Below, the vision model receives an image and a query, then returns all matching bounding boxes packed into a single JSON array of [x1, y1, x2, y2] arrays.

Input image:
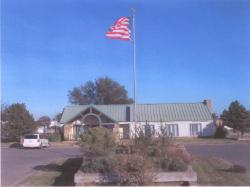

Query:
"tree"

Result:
[[212, 113, 218, 120], [68, 81, 96, 105], [68, 76, 133, 105], [36, 116, 51, 127], [221, 101, 249, 136], [54, 112, 62, 122], [1, 103, 36, 142], [244, 111, 250, 132]]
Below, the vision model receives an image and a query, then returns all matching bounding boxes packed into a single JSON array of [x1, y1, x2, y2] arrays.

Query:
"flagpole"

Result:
[[131, 8, 137, 132]]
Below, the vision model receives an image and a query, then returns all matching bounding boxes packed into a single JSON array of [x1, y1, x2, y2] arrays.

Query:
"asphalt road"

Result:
[[1, 146, 82, 186], [185, 143, 250, 171]]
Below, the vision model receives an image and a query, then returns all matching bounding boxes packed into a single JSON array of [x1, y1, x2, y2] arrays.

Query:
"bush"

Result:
[[229, 165, 247, 173], [114, 154, 155, 185], [79, 125, 188, 186], [166, 146, 192, 163], [155, 157, 187, 172], [214, 126, 228, 138], [79, 127, 116, 156], [168, 157, 187, 171], [48, 133, 61, 142], [81, 157, 114, 173], [132, 125, 172, 157]]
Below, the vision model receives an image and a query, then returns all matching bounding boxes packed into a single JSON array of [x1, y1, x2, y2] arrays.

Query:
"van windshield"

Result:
[[24, 135, 38, 139]]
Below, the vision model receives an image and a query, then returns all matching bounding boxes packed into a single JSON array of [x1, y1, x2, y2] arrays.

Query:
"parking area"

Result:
[[1, 145, 82, 186], [185, 143, 250, 171]]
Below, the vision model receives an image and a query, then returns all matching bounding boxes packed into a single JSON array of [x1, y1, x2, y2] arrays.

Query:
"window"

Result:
[[166, 124, 179, 137], [119, 124, 130, 139], [143, 124, 155, 137], [119, 127, 124, 139], [24, 134, 38, 139], [190, 123, 202, 136], [83, 115, 100, 127], [75, 125, 85, 139]]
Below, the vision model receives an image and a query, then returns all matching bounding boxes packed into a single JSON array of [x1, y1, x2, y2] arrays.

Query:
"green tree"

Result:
[[68, 76, 133, 105], [1, 103, 36, 142], [244, 111, 250, 132], [54, 112, 62, 122], [36, 116, 51, 127], [68, 81, 96, 104], [212, 113, 218, 120], [221, 101, 249, 136]]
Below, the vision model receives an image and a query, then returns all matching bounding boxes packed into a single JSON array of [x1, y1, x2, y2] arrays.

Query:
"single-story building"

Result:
[[60, 100, 215, 140]]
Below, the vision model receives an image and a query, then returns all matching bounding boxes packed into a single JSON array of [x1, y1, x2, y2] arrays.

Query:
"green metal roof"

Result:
[[60, 103, 212, 123]]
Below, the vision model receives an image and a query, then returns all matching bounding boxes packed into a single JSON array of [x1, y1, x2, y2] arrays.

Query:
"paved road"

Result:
[[185, 143, 250, 171], [1, 146, 82, 186]]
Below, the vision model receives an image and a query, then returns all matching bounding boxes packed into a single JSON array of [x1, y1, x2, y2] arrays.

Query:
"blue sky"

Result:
[[2, 0, 250, 119]]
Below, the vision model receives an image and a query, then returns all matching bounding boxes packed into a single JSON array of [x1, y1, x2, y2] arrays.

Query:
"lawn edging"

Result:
[[74, 165, 197, 186]]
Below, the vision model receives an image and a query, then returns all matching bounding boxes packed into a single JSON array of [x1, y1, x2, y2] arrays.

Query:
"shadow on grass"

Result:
[[9, 142, 23, 148], [33, 157, 82, 186], [216, 165, 247, 174]]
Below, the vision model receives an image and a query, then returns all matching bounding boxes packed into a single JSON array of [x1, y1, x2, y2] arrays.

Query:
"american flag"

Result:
[[106, 17, 131, 41]]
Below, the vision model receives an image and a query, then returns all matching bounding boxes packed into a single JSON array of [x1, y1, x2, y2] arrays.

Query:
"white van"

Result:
[[22, 134, 49, 148]]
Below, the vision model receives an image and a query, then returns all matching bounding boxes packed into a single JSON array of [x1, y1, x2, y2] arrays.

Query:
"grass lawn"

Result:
[[191, 156, 250, 186], [174, 137, 237, 145], [18, 157, 82, 186]]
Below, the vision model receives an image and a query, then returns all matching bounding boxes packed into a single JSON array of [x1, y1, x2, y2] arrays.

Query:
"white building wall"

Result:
[[36, 126, 47, 134], [121, 120, 215, 137]]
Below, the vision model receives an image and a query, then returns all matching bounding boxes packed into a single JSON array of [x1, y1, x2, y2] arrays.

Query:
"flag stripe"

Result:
[[106, 36, 131, 41], [106, 33, 130, 38], [110, 26, 131, 32], [107, 30, 130, 35], [106, 16, 131, 41]]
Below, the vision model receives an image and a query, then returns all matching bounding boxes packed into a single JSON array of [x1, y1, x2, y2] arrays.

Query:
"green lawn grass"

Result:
[[174, 137, 237, 145], [18, 157, 82, 186], [191, 156, 250, 186]]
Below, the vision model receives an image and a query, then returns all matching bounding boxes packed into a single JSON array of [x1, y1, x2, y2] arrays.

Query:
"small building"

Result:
[[215, 118, 223, 127], [60, 100, 214, 140], [36, 124, 48, 134]]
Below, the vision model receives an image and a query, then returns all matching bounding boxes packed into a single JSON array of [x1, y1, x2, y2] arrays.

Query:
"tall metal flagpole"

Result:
[[131, 8, 137, 130]]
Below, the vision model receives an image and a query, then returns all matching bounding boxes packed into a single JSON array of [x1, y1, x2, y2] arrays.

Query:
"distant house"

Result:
[[35, 121, 63, 134], [36, 124, 48, 134], [60, 100, 215, 140], [215, 118, 223, 127]]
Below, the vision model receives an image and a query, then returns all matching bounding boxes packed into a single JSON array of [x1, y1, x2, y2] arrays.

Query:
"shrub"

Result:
[[166, 146, 192, 163], [133, 125, 172, 157], [114, 154, 155, 185], [81, 157, 114, 173], [214, 126, 227, 138], [229, 165, 247, 173], [48, 133, 61, 142], [168, 157, 187, 171], [158, 158, 171, 171], [155, 157, 187, 172], [79, 127, 116, 156]]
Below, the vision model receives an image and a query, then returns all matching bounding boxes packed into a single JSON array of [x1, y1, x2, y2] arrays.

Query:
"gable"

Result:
[[60, 105, 117, 124]]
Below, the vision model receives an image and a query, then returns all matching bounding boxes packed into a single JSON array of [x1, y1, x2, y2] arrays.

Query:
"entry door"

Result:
[[75, 125, 84, 139], [190, 123, 202, 136]]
